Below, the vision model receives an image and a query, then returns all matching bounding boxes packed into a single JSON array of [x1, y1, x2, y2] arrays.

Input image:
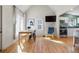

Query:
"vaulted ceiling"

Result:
[[16, 5, 78, 15], [16, 5, 31, 12]]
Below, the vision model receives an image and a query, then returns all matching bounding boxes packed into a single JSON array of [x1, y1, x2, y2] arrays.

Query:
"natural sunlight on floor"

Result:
[[45, 37, 64, 44]]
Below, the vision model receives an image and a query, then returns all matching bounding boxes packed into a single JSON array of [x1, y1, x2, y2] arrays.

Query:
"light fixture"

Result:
[[70, 8, 73, 11]]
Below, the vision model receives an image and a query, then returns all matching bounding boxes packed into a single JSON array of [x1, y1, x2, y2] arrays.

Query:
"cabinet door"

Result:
[[67, 28, 74, 37]]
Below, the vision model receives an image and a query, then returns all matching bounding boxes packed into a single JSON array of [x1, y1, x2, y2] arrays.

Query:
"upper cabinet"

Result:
[[60, 14, 79, 28]]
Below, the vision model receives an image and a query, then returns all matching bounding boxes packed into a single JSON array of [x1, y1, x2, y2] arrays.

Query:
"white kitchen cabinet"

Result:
[[67, 28, 79, 37], [67, 28, 74, 37]]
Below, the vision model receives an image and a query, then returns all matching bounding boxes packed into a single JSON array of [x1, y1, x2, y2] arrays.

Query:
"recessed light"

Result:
[[70, 9, 73, 11]]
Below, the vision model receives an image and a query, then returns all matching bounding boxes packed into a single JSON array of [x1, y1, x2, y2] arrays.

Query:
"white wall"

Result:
[[0, 6, 2, 49], [2, 6, 16, 49], [25, 5, 56, 36]]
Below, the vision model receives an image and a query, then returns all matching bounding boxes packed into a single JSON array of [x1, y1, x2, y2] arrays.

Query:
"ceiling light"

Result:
[[70, 9, 73, 11]]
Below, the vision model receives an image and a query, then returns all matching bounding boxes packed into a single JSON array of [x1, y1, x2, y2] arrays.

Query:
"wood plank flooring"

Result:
[[2, 36, 79, 53]]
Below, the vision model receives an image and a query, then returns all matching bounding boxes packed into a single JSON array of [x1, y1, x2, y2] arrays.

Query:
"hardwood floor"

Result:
[[2, 36, 79, 53]]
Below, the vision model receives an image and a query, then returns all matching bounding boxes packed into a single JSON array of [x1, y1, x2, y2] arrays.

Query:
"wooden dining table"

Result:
[[19, 31, 32, 44]]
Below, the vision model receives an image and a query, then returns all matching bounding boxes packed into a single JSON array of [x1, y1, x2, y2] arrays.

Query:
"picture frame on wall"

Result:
[[28, 18, 35, 26], [27, 18, 35, 29], [37, 19, 43, 30]]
